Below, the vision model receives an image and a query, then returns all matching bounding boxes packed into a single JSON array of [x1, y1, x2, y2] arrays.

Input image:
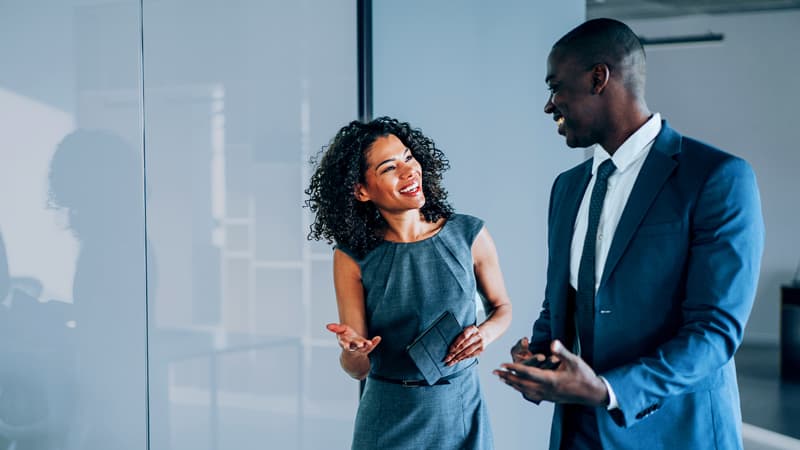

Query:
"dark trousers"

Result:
[[560, 404, 602, 450]]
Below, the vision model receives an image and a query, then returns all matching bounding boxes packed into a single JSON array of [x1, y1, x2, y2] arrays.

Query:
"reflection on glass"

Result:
[[2, 0, 357, 448], [48, 130, 146, 449]]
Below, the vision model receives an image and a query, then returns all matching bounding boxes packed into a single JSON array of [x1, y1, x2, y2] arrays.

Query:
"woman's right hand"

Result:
[[326, 323, 382, 355]]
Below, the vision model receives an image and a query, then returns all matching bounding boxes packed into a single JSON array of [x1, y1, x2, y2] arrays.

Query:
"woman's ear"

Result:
[[354, 183, 370, 202], [591, 63, 610, 94]]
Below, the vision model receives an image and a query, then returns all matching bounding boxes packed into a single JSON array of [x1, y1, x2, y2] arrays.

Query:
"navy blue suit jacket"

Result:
[[531, 121, 764, 450]]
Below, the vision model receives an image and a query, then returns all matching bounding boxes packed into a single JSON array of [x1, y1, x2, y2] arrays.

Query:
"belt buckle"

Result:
[[401, 379, 421, 388]]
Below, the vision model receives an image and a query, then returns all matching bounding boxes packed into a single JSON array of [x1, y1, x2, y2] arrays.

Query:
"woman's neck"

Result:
[[381, 210, 441, 243]]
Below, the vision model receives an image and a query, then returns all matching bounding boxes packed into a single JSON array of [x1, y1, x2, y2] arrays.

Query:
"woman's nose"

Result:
[[399, 163, 415, 178]]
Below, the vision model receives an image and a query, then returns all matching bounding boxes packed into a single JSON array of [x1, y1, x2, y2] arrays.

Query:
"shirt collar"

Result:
[[591, 112, 662, 175]]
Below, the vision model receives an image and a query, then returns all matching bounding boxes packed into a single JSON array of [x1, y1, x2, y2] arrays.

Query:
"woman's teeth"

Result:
[[400, 182, 419, 193]]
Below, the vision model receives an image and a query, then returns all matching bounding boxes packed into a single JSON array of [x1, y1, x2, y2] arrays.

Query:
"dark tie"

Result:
[[575, 158, 616, 366]]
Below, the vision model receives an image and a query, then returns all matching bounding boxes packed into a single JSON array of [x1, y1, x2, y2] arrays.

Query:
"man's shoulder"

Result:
[[555, 157, 592, 183], [676, 134, 749, 172]]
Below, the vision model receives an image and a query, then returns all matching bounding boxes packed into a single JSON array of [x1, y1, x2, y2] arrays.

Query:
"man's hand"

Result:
[[493, 339, 609, 407], [510, 337, 534, 363]]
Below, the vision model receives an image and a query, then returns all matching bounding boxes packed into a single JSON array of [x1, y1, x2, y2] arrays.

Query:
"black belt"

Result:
[[368, 360, 477, 387]]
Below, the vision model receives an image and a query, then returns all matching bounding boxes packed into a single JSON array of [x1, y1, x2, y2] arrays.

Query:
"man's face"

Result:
[[544, 49, 601, 148]]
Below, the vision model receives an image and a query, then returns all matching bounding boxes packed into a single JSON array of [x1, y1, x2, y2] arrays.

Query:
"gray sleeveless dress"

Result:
[[340, 214, 494, 450]]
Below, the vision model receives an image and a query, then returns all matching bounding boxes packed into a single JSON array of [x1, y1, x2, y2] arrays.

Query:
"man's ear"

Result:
[[591, 63, 610, 94], [354, 183, 370, 202]]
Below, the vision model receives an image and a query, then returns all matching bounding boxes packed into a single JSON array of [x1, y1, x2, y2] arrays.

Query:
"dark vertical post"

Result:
[[357, 0, 372, 398], [357, 0, 373, 122]]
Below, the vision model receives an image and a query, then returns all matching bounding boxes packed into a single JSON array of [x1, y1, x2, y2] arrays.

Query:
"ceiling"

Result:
[[587, 0, 800, 19]]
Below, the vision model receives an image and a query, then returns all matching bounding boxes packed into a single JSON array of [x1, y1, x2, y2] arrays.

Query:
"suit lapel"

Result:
[[552, 163, 592, 300], [600, 122, 681, 288]]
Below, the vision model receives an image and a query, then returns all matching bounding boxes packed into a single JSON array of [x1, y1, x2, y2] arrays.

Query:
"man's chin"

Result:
[[564, 135, 591, 149]]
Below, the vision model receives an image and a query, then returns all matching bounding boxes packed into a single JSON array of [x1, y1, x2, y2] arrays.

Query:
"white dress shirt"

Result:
[[569, 113, 662, 409]]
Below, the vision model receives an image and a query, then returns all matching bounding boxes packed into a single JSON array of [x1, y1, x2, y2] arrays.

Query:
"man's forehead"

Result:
[[546, 50, 571, 81]]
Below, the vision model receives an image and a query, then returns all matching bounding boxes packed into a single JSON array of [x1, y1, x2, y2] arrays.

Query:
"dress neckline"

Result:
[[382, 216, 452, 245]]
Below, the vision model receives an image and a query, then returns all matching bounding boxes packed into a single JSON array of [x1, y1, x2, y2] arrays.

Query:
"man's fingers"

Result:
[[511, 337, 528, 352], [550, 339, 579, 365], [502, 362, 556, 384], [494, 368, 544, 395], [511, 337, 534, 362]]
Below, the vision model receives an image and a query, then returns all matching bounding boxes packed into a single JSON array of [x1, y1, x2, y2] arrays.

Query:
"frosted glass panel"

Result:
[[0, 1, 147, 449], [142, 0, 359, 449]]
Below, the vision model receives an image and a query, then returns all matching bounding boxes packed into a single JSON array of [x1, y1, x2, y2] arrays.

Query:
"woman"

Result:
[[305, 117, 511, 449]]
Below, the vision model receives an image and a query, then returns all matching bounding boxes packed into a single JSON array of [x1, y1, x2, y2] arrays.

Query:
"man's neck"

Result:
[[601, 106, 652, 156]]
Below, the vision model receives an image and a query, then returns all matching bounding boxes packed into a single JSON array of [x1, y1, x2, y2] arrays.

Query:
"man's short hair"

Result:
[[554, 18, 646, 96]]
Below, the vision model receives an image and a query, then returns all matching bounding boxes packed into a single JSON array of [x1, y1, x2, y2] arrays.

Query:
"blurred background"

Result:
[[0, 0, 797, 449]]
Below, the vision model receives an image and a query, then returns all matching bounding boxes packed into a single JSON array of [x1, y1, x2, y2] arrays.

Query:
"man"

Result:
[[494, 18, 764, 449]]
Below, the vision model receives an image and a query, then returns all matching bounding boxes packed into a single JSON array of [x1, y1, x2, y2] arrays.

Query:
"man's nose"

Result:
[[544, 95, 555, 114]]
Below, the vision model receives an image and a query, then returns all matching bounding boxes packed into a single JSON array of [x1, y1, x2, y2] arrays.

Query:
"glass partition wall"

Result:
[[0, 0, 358, 448]]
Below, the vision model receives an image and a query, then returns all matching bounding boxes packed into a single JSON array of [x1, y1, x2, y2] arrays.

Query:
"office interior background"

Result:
[[0, 0, 798, 449]]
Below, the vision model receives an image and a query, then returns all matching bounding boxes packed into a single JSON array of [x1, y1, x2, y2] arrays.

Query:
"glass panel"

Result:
[[142, 1, 359, 448], [0, 1, 147, 449]]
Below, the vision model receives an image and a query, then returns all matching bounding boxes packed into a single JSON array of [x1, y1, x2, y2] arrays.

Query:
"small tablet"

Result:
[[406, 310, 463, 385]]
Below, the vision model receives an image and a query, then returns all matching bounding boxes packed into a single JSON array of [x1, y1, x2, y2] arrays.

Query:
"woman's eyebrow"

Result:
[[375, 149, 410, 172]]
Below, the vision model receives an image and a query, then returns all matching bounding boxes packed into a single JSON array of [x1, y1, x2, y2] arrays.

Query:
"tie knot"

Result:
[[596, 159, 616, 183]]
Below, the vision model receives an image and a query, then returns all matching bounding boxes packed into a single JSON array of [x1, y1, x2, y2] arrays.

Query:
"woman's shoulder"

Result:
[[445, 213, 485, 245], [334, 244, 363, 263], [335, 241, 386, 266]]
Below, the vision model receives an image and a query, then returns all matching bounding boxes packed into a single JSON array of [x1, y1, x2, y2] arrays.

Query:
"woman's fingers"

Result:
[[449, 326, 482, 352], [326, 323, 350, 335], [334, 331, 381, 354], [348, 335, 381, 354], [447, 341, 484, 365], [445, 326, 484, 365]]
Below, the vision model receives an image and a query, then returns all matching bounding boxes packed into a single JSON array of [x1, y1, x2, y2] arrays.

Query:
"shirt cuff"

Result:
[[598, 375, 619, 410]]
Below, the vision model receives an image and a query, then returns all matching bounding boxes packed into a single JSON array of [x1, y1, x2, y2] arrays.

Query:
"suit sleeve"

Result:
[[602, 157, 764, 427], [529, 173, 562, 355]]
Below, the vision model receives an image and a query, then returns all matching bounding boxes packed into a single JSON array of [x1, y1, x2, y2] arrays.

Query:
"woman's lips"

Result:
[[399, 181, 421, 195]]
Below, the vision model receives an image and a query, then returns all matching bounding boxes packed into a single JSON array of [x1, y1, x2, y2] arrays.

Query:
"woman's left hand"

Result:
[[444, 325, 485, 366]]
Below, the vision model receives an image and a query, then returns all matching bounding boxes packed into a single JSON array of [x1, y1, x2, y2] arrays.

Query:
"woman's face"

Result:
[[355, 134, 425, 213]]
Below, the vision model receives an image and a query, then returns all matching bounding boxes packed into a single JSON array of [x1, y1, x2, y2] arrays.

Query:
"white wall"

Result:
[[373, 1, 585, 449], [626, 10, 800, 345]]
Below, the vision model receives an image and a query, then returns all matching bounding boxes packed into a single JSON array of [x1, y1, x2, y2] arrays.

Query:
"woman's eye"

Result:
[[405, 154, 414, 162], [381, 166, 395, 174]]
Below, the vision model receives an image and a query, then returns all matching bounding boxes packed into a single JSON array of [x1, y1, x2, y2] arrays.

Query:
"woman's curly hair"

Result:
[[305, 117, 453, 258]]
